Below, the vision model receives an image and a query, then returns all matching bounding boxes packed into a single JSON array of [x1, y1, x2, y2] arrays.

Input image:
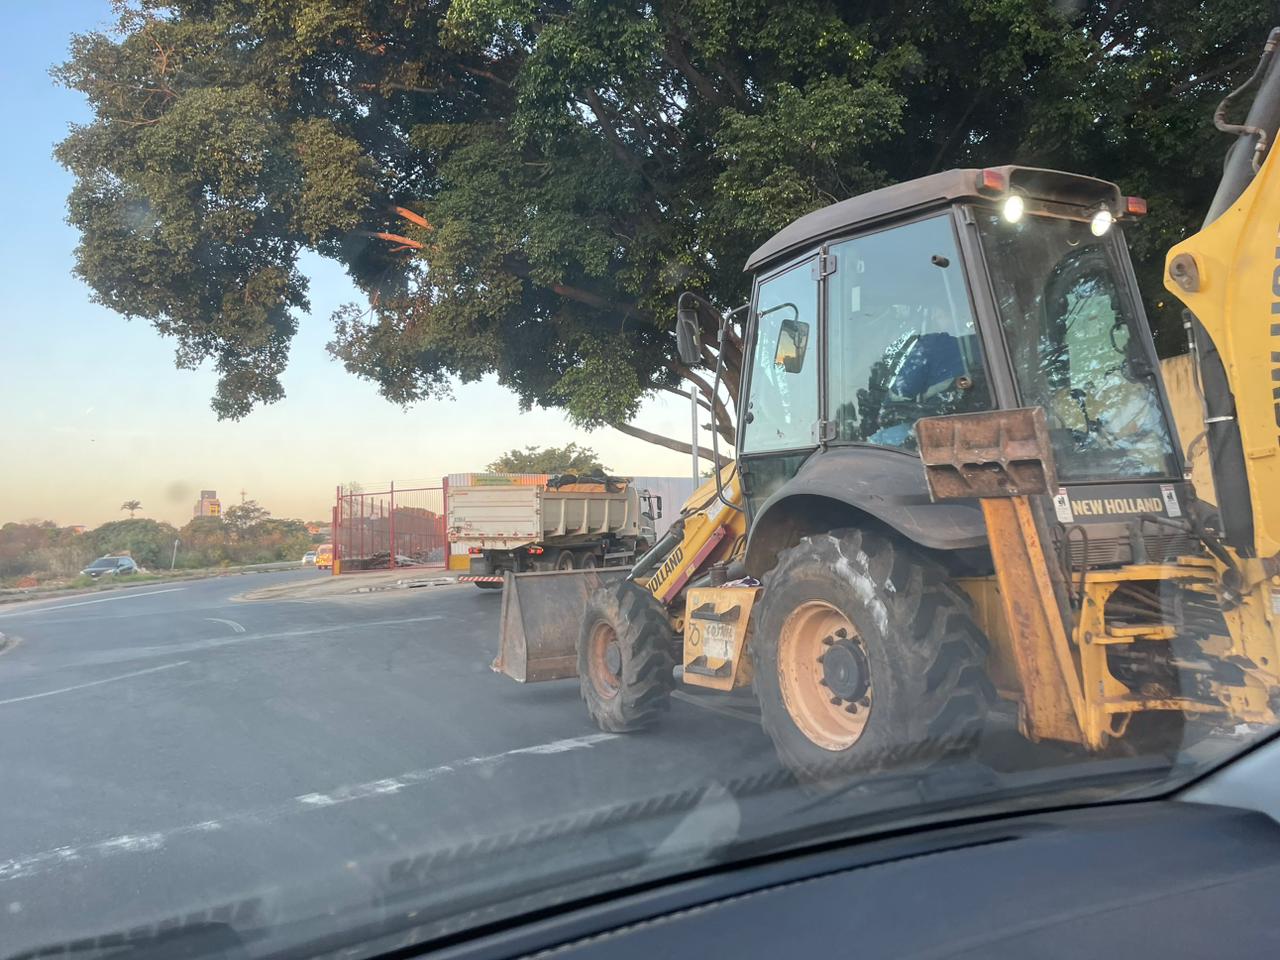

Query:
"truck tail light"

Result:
[[468, 547, 483, 554], [526, 545, 544, 555]]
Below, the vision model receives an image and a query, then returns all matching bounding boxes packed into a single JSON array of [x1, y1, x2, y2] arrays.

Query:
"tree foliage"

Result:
[[487, 442, 606, 475], [56, 0, 1275, 444], [120, 499, 142, 517], [222, 499, 271, 536]]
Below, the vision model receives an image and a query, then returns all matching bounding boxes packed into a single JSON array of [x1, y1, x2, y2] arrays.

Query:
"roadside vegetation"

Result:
[[0, 501, 324, 588]]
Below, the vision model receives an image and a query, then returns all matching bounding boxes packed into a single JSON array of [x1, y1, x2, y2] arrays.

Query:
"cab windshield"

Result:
[[975, 211, 1179, 481]]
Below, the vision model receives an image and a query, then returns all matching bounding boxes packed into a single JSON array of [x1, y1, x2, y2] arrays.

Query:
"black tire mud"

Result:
[[578, 579, 676, 732], [752, 529, 994, 781]]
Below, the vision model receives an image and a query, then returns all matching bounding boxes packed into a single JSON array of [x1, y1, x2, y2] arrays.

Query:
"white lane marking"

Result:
[[0, 588, 186, 618], [507, 734, 616, 755], [42, 614, 457, 673], [672, 690, 759, 724], [0, 732, 618, 882], [0, 661, 190, 707], [292, 733, 617, 809], [204, 617, 246, 633]]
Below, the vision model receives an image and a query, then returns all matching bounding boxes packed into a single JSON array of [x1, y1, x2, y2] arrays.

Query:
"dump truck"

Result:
[[493, 464, 747, 701], [495, 29, 1280, 781], [449, 474, 659, 587]]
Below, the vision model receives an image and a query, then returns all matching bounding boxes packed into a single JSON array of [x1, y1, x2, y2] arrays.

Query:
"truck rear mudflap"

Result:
[[492, 567, 629, 682]]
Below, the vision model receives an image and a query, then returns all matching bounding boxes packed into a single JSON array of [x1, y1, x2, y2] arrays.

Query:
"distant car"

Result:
[[314, 543, 333, 570], [302, 551, 317, 565], [81, 556, 139, 578]]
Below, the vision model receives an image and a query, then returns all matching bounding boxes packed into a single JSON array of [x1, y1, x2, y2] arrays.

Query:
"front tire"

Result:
[[752, 529, 993, 781], [578, 580, 676, 732]]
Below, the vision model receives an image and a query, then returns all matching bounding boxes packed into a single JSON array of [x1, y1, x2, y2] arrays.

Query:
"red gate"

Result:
[[332, 483, 447, 573]]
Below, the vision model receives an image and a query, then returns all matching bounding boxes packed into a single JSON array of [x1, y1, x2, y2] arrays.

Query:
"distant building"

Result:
[[68, 525, 87, 535], [194, 490, 222, 518]]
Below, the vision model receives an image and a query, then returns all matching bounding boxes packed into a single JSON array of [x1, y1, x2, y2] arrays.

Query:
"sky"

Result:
[[0, 2, 697, 529]]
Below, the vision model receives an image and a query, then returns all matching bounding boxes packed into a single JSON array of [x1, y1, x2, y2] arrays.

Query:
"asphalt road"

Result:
[[0, 571, 784, 955]]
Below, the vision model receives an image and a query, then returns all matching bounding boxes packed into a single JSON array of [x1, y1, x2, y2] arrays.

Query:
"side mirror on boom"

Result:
[[675, 301, 702, 366]]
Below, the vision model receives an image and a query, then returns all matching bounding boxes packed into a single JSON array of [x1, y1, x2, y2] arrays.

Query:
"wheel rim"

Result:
[[587, 621, 622, 699], [581, 553, 599, 569], [777, 600, 872, 751], [556, 551, 576, 571]]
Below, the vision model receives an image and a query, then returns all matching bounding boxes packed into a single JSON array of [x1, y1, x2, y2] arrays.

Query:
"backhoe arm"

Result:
[[1165, 28, 1280, 565]]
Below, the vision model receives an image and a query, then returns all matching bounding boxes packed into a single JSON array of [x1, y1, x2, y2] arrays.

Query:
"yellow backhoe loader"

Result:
[[496, 29, 1280, 780]]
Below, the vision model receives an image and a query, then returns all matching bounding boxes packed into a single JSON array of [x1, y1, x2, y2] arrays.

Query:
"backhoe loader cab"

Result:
[[737, 166, 1189, 576], [700, 165, 1279, 778]]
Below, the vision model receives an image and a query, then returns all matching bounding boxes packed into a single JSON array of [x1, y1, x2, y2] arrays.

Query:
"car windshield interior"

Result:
[[4, 8, 1280, 960]]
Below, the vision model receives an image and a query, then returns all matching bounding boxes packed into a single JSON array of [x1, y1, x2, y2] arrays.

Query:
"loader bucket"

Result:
[[493, 567, 630, 682]]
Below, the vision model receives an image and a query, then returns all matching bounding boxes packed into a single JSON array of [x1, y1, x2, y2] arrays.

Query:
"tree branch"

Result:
[[583, 89, 644, 175], [458, 62, 514, 88], [550, 282, 639, 317], [609, 420, 729, 465], [660, 383, 712, 412], [661, 33, 730, 108], [391, 206, 433, 230], [712, 57, 749, 108], [357, 231, 423, 250], [668, 360, 736, 443], [581, 90, 672, 208], [503, 255, 642, 317], [927, 92, 982, 173], [1166, 52, 1256, 99]]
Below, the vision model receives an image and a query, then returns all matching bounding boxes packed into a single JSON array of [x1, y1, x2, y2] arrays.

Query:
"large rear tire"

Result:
[[578, 580, 676, 732], [752, 529, 993, 781]]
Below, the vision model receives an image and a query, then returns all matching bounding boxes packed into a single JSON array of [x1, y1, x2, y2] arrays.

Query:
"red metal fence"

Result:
[[332, 483, 447, 573]]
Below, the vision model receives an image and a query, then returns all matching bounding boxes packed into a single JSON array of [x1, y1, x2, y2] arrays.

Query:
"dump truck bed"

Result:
[[448, 481, 643, 551]]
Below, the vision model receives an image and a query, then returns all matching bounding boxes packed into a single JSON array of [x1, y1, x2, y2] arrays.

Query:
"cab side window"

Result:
[[826, 215, 990, 451], [742, 258, 819, 454]]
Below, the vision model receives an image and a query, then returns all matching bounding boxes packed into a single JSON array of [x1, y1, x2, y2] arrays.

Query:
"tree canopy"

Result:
[[222, 499, 271, 536], [487, 442, 605, 475], [56, 0, 1275, 451]]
